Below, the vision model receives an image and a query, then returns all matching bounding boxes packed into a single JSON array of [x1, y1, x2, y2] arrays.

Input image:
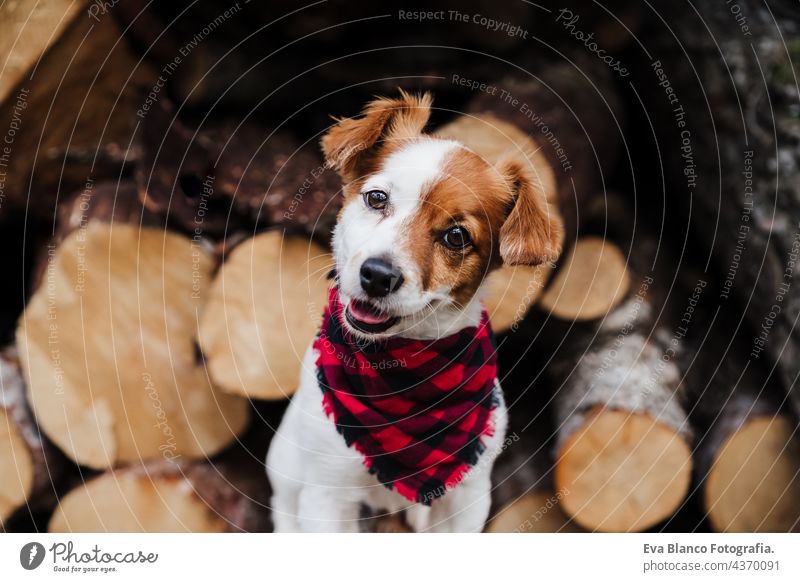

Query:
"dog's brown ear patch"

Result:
[[321, 91, 432, 181], [497, 157, 564, 266]]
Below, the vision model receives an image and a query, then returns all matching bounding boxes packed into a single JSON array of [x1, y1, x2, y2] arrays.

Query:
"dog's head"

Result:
[[322, 91, 563, 340]]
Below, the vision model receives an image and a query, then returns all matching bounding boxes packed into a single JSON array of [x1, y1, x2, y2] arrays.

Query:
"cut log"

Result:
[[0, 0, 155, 215], [550, 231, 693, 532], [28, 181, 167, 296], [487, 491, 582, 533], [16, 222, 249, 469], [482, 265, 551, 333], [538, 236, 631, 321], [0, 407, 29, 526], [54, 180, 164, 237], [0, 346, 66, 528], [705, 416, 800, 533], [686, 306, 800, 533], [556, 407, 692, 532], [136, 99, 342, 238], [0, 0, 80, 105], [198, 231, 333, 400], [49, 457, 271, 533]]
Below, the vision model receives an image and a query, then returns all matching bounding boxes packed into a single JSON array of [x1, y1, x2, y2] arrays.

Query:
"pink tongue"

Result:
[[348, 301, 390, 325]]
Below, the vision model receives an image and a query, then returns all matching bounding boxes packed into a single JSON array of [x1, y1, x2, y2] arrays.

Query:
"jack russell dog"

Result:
[[267, 91, 563, 532]]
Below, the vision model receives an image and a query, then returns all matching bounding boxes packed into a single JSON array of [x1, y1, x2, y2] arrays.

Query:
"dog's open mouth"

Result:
[[345, 299, 399, 334]]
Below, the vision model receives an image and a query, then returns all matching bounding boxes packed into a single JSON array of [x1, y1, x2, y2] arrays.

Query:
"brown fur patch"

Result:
[[403, 147, 513, 306], [321, 91, 432, 182], [496, 157, 564, 266]]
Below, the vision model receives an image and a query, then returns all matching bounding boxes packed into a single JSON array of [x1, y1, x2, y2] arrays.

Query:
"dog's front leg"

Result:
[[297, 487, 362, 532], [414, 477, 493, 533]]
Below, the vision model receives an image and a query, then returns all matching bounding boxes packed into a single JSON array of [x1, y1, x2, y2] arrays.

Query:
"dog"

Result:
[[266, 91, 563, 532]]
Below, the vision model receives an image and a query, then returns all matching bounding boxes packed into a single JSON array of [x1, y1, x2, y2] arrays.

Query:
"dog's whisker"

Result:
[[304, 263, 337, 284]]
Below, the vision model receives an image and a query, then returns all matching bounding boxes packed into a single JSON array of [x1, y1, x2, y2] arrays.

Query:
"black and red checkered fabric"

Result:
[[314, 287, 498, 505]]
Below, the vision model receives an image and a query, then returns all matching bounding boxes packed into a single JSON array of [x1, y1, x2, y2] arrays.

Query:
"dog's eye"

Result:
[[363, 190, 388, 210], [442, 226, 472, 249]]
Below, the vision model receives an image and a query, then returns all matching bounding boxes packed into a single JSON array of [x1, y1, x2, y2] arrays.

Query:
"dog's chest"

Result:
[[296, 344, 506, 505]]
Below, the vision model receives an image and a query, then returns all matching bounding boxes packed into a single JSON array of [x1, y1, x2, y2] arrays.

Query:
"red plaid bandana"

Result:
[[314, 287, 498, 505]]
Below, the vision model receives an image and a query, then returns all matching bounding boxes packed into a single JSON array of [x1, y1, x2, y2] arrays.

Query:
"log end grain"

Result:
[[539, 236, 631, 321], [198, 231, 333, 400], [483, 264, 551, 333], [556, 408, 692, 532], [487, 491, 584, 533], [17, 223, 249, 469], [0, 407, 33, 525], [705, 415, 800, 532], [49, 466, 228, 533]]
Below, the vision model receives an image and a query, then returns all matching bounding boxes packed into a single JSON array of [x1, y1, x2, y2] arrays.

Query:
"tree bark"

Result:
[[0, 346, 67, 528], [136, 99, 342, 239], [0, 0, 155, 218], [638, 0, 800, 416]]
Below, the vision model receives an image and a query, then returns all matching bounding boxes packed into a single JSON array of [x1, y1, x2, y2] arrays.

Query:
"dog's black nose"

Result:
[[360, 258, 404, 297]]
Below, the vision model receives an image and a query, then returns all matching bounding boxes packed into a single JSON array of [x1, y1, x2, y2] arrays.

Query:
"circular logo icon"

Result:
[[20, 542, 46, 570]]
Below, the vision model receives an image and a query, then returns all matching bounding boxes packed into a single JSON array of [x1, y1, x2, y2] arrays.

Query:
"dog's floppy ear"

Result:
[[321, 90, 432, 181], [497, 157, 564, 266]]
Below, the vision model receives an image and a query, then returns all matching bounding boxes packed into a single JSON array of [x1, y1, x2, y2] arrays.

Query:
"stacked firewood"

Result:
[[1, 0, 798, 534]]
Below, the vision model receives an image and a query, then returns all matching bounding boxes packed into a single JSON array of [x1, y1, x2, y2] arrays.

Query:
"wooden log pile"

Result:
[[0, 0, 797, 534]]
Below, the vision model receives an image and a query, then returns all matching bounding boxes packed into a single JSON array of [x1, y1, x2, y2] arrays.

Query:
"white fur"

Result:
[[266, 138, 507, 532], [333, 138, 483, 340], [267, 347, 507, 532]]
